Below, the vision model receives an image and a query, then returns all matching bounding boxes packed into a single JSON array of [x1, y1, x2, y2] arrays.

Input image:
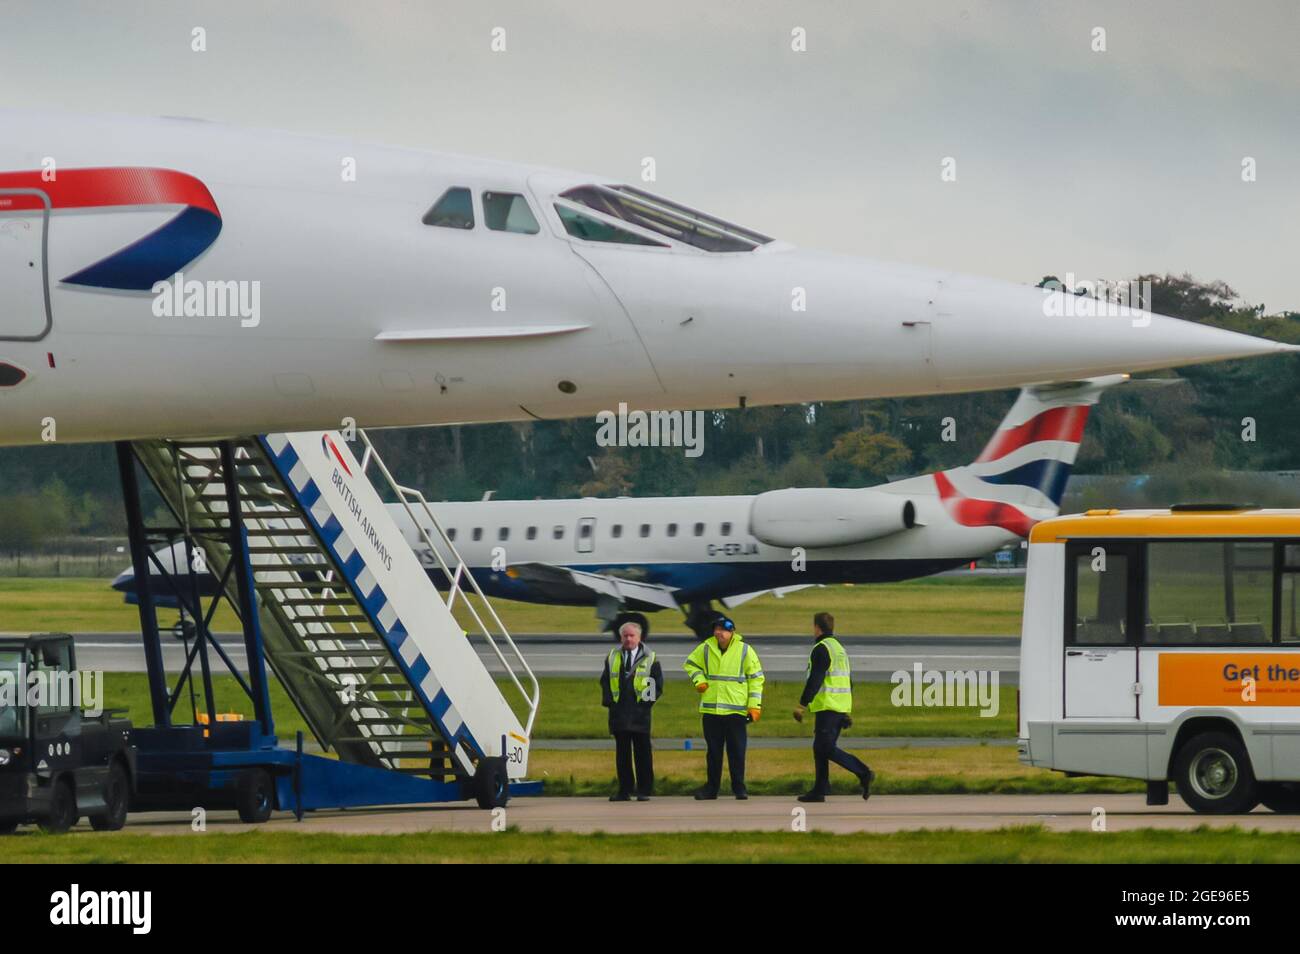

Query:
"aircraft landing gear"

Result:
[[596, 595, 623, 634], [684, 602, 720, 640]]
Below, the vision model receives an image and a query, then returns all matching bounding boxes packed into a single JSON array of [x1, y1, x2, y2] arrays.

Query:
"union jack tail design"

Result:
[[934, 375, 1125, 537]]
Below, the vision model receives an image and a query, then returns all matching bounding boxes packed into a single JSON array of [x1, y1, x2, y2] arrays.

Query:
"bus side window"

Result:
[[1071, 550, 1129, 645], [1145, 541, 1273, 645], [1282, 545, 1300, 643], [1284, 573, 1300, 643]]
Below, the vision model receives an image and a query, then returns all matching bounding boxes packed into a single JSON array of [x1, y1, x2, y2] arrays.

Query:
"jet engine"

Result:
[[748, 488, 918, 548]]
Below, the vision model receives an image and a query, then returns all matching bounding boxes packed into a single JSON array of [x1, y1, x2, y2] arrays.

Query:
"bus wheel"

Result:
[[1173, 732, 1259, 814], [1259, 782, 1300, 813]]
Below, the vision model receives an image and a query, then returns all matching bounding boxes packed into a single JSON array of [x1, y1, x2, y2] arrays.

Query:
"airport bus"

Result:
[[1018, 506, 1300, 814]]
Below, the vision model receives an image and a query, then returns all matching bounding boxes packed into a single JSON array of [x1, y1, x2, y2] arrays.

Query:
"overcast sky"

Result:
[[5, 0, 1297, 310]]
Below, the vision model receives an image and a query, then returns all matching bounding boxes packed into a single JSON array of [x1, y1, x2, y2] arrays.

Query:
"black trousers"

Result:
[[613, 731, 654, 796], [701, 713, 748, 794], [812, 710, 871, 792]]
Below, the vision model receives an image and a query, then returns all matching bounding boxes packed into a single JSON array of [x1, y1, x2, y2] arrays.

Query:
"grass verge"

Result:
[[0, 575, 1023, 636], [97, 674, 1015, 740], [1, 826, 1297, 863]]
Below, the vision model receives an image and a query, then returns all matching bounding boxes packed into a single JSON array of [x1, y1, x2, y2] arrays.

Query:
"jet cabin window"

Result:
[[558, 185, 772, 252], [423, 187, 474, 229], [483, 191, 540, 234]]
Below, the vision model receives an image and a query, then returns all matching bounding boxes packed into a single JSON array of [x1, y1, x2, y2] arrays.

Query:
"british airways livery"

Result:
[[385, 376, 1123, 628], [112, 376, 1118, 629], [1, 110, 1293, 447]]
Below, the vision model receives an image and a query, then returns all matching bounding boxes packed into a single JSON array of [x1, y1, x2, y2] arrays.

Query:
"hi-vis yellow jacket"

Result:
[[807, 636, 852, 713], [683, 633, 764, 715]]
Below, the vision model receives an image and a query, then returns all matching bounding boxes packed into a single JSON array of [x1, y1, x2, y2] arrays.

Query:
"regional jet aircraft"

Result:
[[389, 376, 1122, 630]]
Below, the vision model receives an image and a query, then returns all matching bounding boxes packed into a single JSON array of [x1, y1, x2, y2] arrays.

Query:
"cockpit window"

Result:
[[483, 191, 540, 234], [422, 187, 474, 229], [559, 185, 771, 252], [555, 204, 668, 246]]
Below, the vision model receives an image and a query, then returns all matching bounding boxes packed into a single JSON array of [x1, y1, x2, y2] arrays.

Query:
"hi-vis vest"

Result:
[[808, 636, 852, 713], [608, 647, 657, 704], [684, 634, 764, 715]]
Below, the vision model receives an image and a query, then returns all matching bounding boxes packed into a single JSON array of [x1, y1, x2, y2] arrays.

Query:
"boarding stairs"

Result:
[[128, 431, 539, 784]]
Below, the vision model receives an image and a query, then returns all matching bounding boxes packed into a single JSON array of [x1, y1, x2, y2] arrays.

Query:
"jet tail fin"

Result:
[[934, 374, 1126, 534]]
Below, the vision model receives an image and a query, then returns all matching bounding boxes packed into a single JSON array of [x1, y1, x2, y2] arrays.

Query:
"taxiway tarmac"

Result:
[[91, 795, 1300, 835]]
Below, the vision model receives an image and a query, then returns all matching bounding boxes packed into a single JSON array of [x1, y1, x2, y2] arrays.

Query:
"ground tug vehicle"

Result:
[[0, 633, 133, 833], [1019, 506, 1300, 813]]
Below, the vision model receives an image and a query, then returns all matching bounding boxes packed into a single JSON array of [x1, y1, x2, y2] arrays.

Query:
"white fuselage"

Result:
[[395, 473, 1010, 606], [0, 110, 1291, 448]]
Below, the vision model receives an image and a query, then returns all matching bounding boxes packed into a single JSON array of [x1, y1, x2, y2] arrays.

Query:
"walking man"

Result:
[[793, 612, 874, 801]]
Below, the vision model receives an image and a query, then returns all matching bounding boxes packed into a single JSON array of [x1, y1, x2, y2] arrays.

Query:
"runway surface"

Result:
[[69, 632, 1019, 681], [96, 794, 1300, 835]]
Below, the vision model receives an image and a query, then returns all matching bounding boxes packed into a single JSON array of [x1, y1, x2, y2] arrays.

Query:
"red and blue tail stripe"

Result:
[[977, 458, 1072, 507], [933, 471, 1038, 537], [0, 167, 221, 290], [975, 404, 1089, 464], [935, 403, 1093, 537]]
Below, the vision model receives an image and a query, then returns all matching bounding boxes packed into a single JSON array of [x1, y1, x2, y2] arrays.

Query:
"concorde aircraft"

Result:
[[0, 110, 1292, 449], [116, 376, 1122, 633]]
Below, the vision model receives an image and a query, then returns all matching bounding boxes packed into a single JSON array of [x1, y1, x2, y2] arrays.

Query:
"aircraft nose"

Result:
[[932, 280, 1296, 391]]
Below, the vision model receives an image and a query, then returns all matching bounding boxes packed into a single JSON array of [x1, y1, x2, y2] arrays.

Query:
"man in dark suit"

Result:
[[600, 612, 665, 801]]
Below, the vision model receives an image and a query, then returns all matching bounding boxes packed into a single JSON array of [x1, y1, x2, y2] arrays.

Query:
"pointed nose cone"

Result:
[[937, 282, 1296, 391], [1116, 311, 1296, 367]]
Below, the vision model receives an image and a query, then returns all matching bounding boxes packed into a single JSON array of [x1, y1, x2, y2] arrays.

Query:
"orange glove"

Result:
[[748, 708, 761, 723], [695, 681, 709, 694]]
